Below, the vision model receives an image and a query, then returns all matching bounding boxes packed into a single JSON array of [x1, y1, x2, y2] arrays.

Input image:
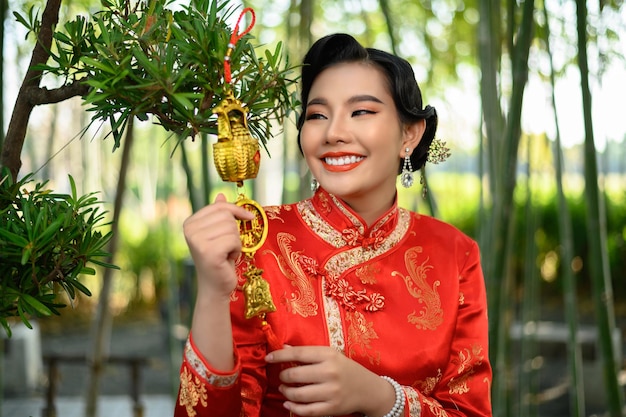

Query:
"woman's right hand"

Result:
[[183, 193, 255, 298]]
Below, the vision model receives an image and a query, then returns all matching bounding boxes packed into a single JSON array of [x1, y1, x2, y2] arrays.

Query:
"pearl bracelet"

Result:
[[366, 376, 405, 417]]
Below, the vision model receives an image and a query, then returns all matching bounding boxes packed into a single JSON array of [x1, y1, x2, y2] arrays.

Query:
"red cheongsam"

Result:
[[175, 188, 492, 417]]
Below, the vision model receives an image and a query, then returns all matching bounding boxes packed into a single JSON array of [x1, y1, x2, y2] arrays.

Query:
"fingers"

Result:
[[265, 345, 331, 365], [276, 361, 342, 417], [183, 194, 254, 248], [281, 388, 336, 417], [279, 382, 332, 404], [187, 193, 255, 226], [266, 346, 373, 416], [182, 193, 256, 295], [266, 346, 341, 385]]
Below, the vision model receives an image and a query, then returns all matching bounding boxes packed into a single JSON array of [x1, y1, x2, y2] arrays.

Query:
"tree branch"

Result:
[[28, 81, 90, 106]]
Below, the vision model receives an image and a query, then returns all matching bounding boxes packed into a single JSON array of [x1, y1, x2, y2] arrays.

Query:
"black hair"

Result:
[[296, 33, 438, 172]]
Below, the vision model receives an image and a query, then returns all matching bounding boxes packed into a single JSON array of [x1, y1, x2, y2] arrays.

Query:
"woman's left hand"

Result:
[[265, 345, 397, 417]]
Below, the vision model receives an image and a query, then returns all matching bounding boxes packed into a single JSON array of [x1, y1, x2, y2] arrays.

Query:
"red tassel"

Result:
[[261, 319, 282, 352], [223, 8, 256, 85]]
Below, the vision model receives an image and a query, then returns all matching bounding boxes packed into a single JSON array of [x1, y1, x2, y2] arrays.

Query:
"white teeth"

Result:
[[324, 155, 364, 166]]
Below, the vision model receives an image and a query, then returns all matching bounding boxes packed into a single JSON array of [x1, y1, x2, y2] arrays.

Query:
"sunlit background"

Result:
[[1, 0, 625, 415]]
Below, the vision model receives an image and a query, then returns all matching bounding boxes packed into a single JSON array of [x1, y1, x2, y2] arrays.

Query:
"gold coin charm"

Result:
[[236, 195, 275, 319], [236, 195, 268, 253]]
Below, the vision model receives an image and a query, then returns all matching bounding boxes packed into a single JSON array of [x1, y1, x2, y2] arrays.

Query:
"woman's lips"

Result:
[[321, 154, 365, 172]]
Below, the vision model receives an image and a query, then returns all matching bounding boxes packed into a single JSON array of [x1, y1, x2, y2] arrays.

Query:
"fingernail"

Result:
[[265, 353, 273, 361]]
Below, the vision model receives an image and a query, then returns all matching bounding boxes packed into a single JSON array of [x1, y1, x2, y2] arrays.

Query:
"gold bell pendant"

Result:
[[212, 91, 261, 187]]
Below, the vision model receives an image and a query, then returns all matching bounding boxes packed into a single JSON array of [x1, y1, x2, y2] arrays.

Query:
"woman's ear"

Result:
[[400, 119, 426, 156]]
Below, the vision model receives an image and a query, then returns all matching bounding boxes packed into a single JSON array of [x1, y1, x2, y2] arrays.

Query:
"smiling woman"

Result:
[[299, 62, 425, 225], [175, 33, 492, 417]]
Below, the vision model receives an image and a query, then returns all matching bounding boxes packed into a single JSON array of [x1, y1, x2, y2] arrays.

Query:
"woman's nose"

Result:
[[325, 117, 351, 144]]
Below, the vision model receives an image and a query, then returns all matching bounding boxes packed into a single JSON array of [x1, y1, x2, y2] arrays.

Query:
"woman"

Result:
[[176, 33, 492, 417]]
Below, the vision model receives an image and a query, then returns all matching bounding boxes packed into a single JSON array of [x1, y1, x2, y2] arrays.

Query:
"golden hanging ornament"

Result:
[[212, 7, 276, 322], [212, 92, 261, 187]]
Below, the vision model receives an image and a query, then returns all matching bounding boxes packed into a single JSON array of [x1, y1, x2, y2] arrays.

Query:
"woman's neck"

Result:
[[339, 190, 396, 227]]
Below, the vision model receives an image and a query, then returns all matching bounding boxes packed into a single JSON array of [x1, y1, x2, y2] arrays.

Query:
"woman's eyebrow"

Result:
[[307, 95, 384, 107], [307, 97, 327, 106], [348, 94, 384, 104]]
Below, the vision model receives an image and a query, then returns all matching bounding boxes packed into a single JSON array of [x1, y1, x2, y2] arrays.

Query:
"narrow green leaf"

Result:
[[0, 319, 12, 338], [0, 228, 30, 247], [37, 217, 65, 245], [69, 279, 93, 296], [17, 302, 33, 328], [80, 57, 117, 74], [13, 11, 31, 31], [21, 294, 52, 316]]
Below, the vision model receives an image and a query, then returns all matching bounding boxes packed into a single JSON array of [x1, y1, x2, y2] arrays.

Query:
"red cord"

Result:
[[224, 7, 256, 84]]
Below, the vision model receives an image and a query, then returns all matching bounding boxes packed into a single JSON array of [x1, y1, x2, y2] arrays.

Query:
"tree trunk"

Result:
[[84, 117, 135, 417], [0, 0, 7, 148], [1, 0, 61, 180], [0, 0, 7, 413]]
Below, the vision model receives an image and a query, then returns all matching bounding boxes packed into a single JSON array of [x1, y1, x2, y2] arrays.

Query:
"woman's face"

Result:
[[300, 62, 423, 216]]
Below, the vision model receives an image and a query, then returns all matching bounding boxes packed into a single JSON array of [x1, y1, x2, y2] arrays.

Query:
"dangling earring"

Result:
[[310, 177, 319, 192], [400, 147, 414, 188]]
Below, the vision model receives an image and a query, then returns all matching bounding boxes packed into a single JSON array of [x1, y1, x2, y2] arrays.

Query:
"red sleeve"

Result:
[[408, 240, 492, 416], [174, 279, 270, 417], [174, 333, 243, 417]]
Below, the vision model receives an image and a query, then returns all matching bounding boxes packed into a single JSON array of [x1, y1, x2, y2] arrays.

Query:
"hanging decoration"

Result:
[[212, 8, 279, 348]]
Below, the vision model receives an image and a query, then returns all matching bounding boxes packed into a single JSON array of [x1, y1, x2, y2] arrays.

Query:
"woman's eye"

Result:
[[306, 113, 326, 120], [352, 109, 375, 116]]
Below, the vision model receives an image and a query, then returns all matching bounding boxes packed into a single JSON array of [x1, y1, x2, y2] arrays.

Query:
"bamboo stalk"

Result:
[[542, 2, 586, 414], [85, 117, 135, 417], [478, 0, 536, 412], [517, 142, 540, 417], [575, 0, 625, 414]]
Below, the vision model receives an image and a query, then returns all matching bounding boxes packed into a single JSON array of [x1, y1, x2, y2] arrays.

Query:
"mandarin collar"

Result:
[[310, 187, 399, 247]]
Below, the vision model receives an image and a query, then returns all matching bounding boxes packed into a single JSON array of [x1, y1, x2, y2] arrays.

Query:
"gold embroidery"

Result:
[[422, 396, 448, 417], [456, 344, 484, 375], [184, 339, 239, 386], [393, 247, 443, 330], [405, 387, 422, 416], [330, 193, 365, 234], [265, 205, 285, 222], [318, 192, 333, 214], [321, 209, 410, 312], [356, 264, 379, 285], [298, 199, 345, 248], [447, 344, 485, 395], [346, 310, 381, 365], [324, 275, 385, 312], [415, 368, 442, 396], [297, 199, 412, 253], [459, 292, 465, 305], [265, 232, 318, 317], [448, 373, 471, 395], [179, 367, 208, 417], [323, 277, 346, 354]]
